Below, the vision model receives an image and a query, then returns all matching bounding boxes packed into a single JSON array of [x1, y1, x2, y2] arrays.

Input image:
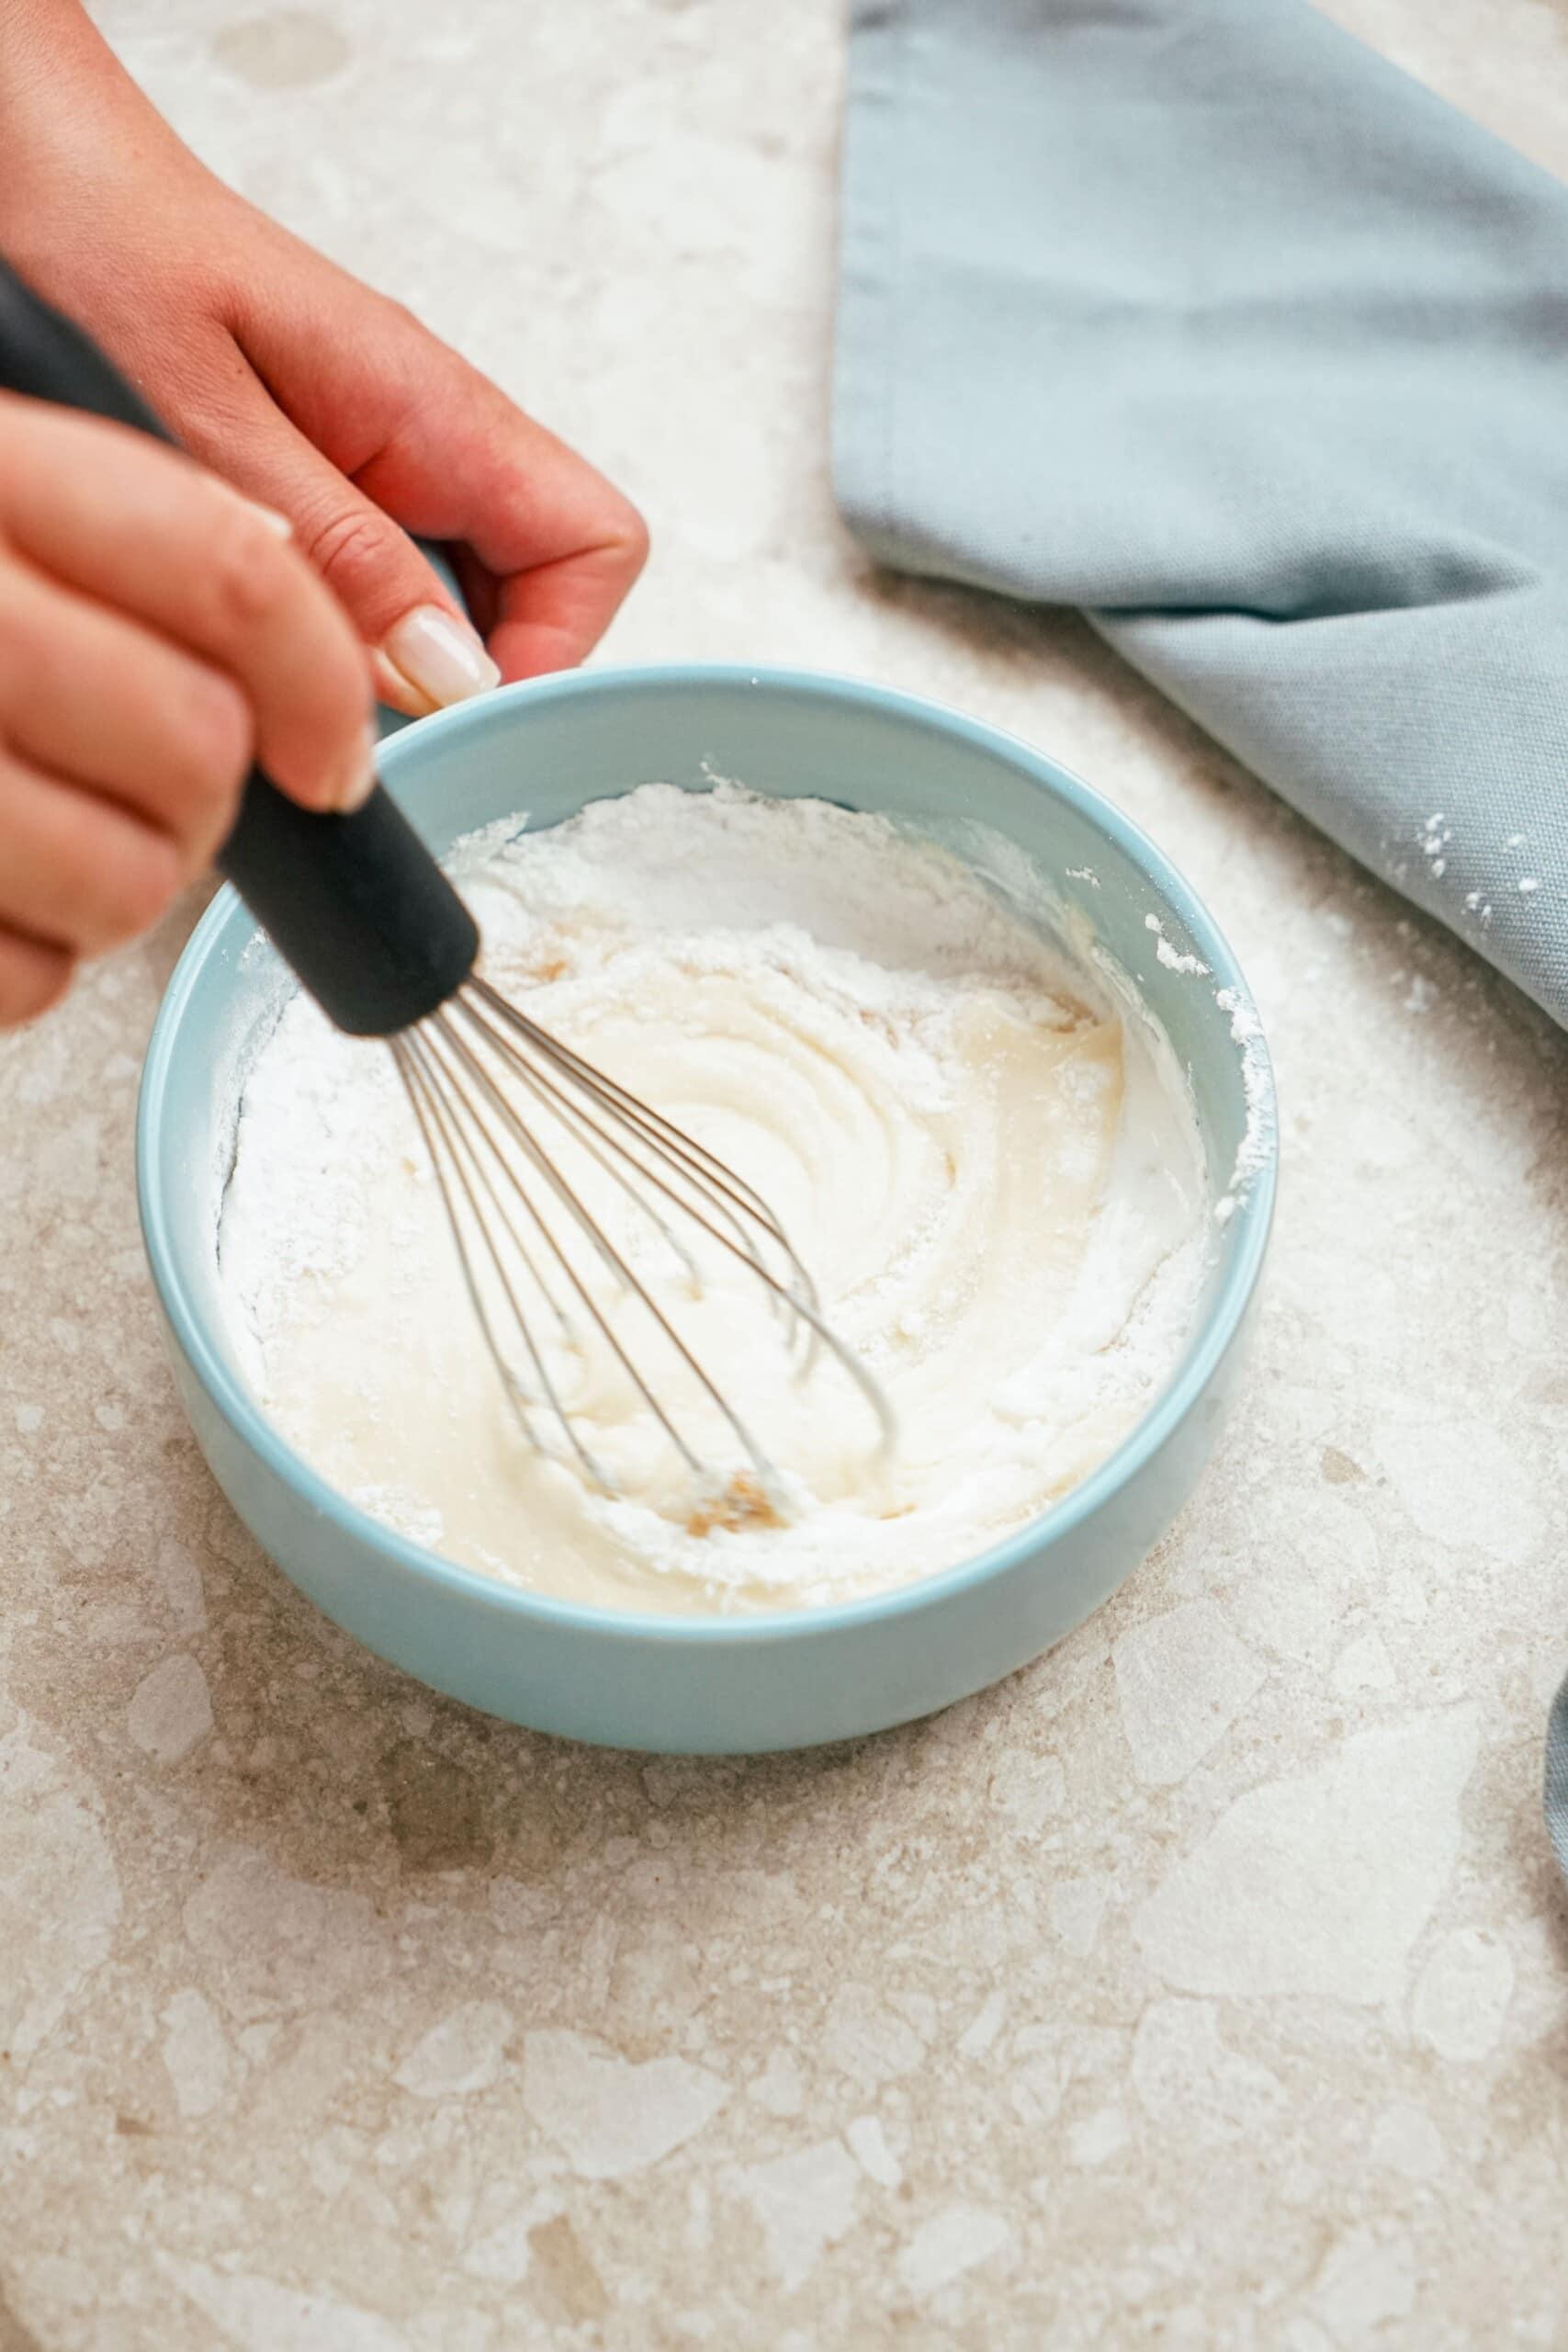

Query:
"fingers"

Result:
[[232, 266, 647, 689], [0, 926, 73, 1030], [0, 395, 374, 813], [0, 559, 251, 873], [0, 752, 139, 1030], [486, 528, 651, 684], [179, 356, 502, 717], [353, 378, 649, 684], [0, 754, 181, 955]]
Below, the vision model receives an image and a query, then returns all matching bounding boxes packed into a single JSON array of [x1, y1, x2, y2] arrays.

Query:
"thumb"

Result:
[[211, 369, 500, 717]]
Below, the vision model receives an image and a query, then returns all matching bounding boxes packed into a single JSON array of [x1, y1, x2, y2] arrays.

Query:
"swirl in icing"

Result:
[[218, 785, 1209, 1614]]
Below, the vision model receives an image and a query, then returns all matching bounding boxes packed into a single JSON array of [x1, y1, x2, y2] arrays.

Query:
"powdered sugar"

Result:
[[1211, 985, 1273, 1227], [1145, 912, 1210, 977], [218, 784, 1217, 1614]]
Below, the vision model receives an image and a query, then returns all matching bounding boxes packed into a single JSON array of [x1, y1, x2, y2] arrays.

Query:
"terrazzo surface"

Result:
[[4, 1, 1568, 2344]]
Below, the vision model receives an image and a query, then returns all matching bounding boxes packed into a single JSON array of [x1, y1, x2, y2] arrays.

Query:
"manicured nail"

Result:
[[333, 721, 378, 814], [381, 605, 501, 709]]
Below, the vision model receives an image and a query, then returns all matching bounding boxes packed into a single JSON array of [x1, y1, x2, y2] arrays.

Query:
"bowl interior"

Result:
[[140, 667, 1275, 1623]]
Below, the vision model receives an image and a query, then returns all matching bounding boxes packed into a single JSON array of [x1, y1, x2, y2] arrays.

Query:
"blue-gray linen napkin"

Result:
[[832, 0, 1568, 1867]]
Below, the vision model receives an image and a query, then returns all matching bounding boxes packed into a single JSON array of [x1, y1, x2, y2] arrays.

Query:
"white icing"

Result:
[[218, 785, 1211, 1615]]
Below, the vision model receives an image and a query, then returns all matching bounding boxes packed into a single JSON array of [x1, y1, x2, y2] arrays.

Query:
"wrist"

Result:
[[0, 1, 196, 258]]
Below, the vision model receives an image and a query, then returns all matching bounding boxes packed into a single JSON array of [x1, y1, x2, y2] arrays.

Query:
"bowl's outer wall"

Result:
[[140, 670, 1273, 1753], [157, 1284, 1257, 1754]]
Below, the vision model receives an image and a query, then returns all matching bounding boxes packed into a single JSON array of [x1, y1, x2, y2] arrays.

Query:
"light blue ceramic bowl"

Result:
[[137, 667, 1275, 1753]]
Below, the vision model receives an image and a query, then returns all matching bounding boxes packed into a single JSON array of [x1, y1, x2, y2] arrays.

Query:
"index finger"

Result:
[[339, 358, 649, 677], [0, 395, 374, 811], [234, 269, 649, 679]]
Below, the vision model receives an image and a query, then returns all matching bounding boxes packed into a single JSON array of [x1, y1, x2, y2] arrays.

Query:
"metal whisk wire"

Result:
[[389, 978, 895, 1497]]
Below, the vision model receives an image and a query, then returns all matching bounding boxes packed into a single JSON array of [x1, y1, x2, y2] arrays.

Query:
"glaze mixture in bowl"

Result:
[[218, 784, 1211, 1615]]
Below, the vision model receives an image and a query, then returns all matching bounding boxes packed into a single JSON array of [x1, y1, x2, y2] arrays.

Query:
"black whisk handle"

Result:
[[0, 256, 479, 1036], [220, 774, 479, 1035]]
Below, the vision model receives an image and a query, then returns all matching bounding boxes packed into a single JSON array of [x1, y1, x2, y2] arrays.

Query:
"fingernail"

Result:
[[239, 495, 293, 538], [382, 605, 501, 709], [332, 721, 378, 814]]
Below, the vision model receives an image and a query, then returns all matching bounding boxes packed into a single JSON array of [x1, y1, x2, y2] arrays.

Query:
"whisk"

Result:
[[389, 975, 894, 1495], [0, 264, 892, 1496]]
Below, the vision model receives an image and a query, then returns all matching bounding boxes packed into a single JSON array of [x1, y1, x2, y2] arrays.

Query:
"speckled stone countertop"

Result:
[[5, 3, 1568, 2345]]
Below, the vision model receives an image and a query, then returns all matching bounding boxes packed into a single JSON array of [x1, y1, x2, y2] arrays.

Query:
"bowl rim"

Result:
[[136, 661, 1277, 1648]]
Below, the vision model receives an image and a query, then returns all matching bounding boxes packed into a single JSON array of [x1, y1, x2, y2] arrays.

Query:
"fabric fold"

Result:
[[833, 0, 1568, 1028]]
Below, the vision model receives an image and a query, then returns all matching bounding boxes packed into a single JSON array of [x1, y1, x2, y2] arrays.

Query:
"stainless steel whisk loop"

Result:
[[389, 977, 895, 1496]]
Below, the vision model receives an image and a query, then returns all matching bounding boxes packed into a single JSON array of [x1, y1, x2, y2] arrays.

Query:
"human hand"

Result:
[[0, 395, 374, 1026], [0, 2, 648, 717]]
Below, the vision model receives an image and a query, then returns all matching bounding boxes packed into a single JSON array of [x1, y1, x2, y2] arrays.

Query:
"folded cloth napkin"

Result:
[[832, 0, 1568, 1867], [835, 0, 1568, 1021]]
